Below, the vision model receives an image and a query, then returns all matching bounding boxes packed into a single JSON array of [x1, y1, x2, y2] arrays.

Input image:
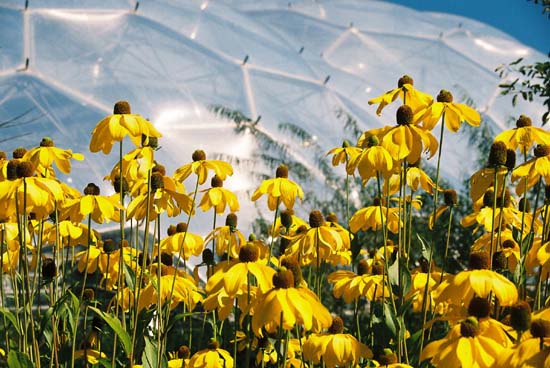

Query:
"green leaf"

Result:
[[141, 337, 158, 368], [7, 350, 33, 368], [0, 307, 20, 336], [416, 234, 432, 261], [89, 307, 132, 356]]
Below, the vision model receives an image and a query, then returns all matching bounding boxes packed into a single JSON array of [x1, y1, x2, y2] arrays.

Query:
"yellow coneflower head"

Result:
[[396, 105, 413, 125], [211, 175, 223, 188], [469, 251, 490, 270], [13, 147, 26, 159], [276, 164, 289, 178], [510, 301, 531, 332], [436, 89, 453, 103], [273, 268, 294, 289], [460, 317, 480, 337], [530, 319, 550, 338], [516, 114, 532, 128], [398, 75, 414, 88], [468, 297, 491, 319], [192, 149, 206, 162], [84, 183, 100, 196], [488, 141, 507, 167], [40, 137, 54, 147], [113, 100, 131, 114], [309, 210, 325, 227], [328, 316, 344, 334]]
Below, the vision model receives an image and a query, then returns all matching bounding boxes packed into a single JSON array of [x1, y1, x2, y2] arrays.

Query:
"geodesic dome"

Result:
[[0, 0, 546, 231]]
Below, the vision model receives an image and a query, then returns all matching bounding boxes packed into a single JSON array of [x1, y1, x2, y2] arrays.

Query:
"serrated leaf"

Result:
[[89, 307, 132, 357]]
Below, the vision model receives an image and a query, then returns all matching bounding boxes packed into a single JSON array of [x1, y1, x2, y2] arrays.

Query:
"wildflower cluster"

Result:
[[0, 79, 549, 368]]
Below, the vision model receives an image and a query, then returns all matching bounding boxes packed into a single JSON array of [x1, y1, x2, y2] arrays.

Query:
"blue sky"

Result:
[[387, 0, 549, 54]]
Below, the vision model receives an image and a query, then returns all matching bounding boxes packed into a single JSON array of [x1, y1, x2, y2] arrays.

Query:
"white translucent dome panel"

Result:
[[0, 0, 547, 232]]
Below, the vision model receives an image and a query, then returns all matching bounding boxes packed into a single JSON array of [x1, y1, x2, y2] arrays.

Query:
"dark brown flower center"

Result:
[[177, 345, 190, 359], [510, 301, 531, 332], [225, 213, 238, 228], [40, 137, 54, 147], [505, 149, 516, 170], [84, 183, 100, 196], [202, 249, 214, 265], [396, 105, 413, 125], [516, 115, 532, 128], [469, 251, 490, 270], [0, 151, 6, 160], [378, 349, 398, 365], [113, 100, 131, 114], [326, 212, 338, 224], [443, 189, 458, 207], [371, 261, 385, 275], [167, 225, 177, 236], [436, 89, 453, 103], [328, 316, 344, 334], [113, 175, 129, 194], [207, 339, 219, 350], [41, 257, 57, 279], [309, 210, 325, 228], [488, 141, 507, 166], [530, 319, 550, 338], [280, 257, 302, 286], [176, 222, 188, 233], [6, 160, 18, 180], [468, 297, 491, 318], [280, 209, 294, 228], [16, 161, 34, 178], [460, 317, 480, 337], [142, 135, 158, 148], [397, 75, 414, 88], [492, 251, 507, 270], [276, 164, 289, 178], [150, 172, 164, 191], [273, 269, 294, 289], [211, 175, 223, 188], [103, 239, 117, 253], [239, 243, 260, 263], [518, 197, 531, 212], [152, 164, 166, 176], [366, 135, 379, 147], [192, 149, 206, 162], [534, 144, 550, 158], [357, 259, 370, 275], [12, 147, 26, 159]]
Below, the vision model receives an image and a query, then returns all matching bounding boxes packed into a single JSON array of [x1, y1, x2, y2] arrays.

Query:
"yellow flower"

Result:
[[414, 89, 481, 132], [368, 75, 433, 115], [173, 149, 233, 185], [0, 161, 64, 220], [270, 209, 308, 237], [89, 101, 161, 154], [205, 243, 275, 298], [188, 340, 233, 368], [283, 211, 348, 267], [42, 220, 100, 248], [347, 136, 393, 184], [429, 189, 457, 229], [204, 213, 247, 258], [435, 252, 518, 307], [73, 348, 107, 365], [199, 175, 239, 214], [61, 183, 121, 224], [126, 172, 192, 220], [470, 166, 508, 202], [105, 143, 156, 191], [495, 115, 550, 154], [23, 137, 84, 176], [421, 317, 505, 368], [512, 144, 550, 195], [494, 335, 550, 368], [349, 198, 400, 234], [251, 269, 331, 336], [326, 141, 361, 168], [303, 316, 373, 368], [327, 260, 390, 302], [366, 105, 438, 164], [251, 164, 303, 211], [384, 164, 437, 195], [159, 223, 204, 260], [137, 272, 202, 312]]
